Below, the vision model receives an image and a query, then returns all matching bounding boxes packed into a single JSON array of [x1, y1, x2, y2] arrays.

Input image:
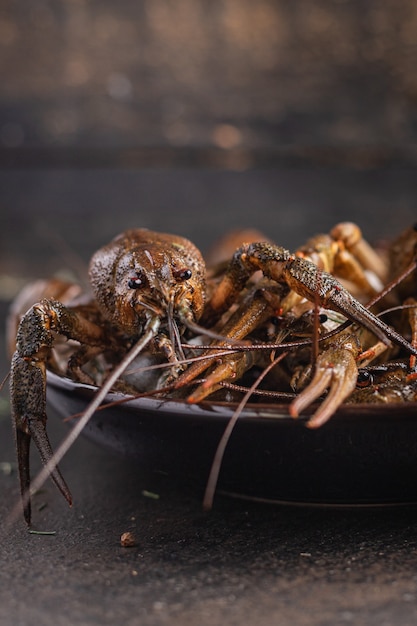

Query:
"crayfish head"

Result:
[[89, 229, 206, 337]]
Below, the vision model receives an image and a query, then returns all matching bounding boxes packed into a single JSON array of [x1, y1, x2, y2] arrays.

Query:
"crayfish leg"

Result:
[[330, 222, 388, 283], [179, 287, 276, 400]]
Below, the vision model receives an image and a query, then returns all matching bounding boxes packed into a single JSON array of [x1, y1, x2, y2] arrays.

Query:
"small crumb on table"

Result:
[[120, 531, 137, 547]]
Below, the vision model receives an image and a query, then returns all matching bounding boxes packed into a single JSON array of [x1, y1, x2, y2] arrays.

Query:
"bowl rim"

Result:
[[46, 369, 417, 425]]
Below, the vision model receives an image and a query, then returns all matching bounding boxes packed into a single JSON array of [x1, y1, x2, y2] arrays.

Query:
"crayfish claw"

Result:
[[15, 428, 32, 525], [289, 368, 331, 421], [290, 333, 361, 429], [10, 344, 73, 524], [28, 417, 73, 508], [305, 368, 357, 429], [187, 350, 258, 403], [14, 413, 73, 526]]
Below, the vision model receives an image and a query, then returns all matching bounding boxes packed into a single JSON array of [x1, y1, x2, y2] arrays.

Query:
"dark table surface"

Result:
[[1, 166, 417, 626]]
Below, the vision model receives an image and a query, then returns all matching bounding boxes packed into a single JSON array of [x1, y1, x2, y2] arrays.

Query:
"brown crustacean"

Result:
[[10, 229, 206, 524], [174, 223, 417, 421], [8, 223, 417, 524]]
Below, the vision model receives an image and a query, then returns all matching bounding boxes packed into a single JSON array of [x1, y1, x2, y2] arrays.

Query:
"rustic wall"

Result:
[[1, 0, 417, 165]]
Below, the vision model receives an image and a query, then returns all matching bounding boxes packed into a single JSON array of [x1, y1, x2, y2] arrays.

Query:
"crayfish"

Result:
[[7, 223, 417, 524]]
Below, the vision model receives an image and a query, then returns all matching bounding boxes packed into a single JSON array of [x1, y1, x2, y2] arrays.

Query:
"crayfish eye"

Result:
[[127, 271, 147, 289], [356, 370, 373, 388], [173, 268, 192, 282]]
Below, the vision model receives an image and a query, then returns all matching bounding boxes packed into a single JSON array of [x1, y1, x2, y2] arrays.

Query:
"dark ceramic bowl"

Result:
[[46, 371, 417, 506]]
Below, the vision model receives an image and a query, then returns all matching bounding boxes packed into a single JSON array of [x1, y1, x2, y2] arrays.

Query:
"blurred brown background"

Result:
[[1, 0, 417, 164], [1, 0, 417, 284]]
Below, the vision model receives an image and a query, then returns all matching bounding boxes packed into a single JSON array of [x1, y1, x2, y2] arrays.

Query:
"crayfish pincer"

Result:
[[10, 229, 206, 524]]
